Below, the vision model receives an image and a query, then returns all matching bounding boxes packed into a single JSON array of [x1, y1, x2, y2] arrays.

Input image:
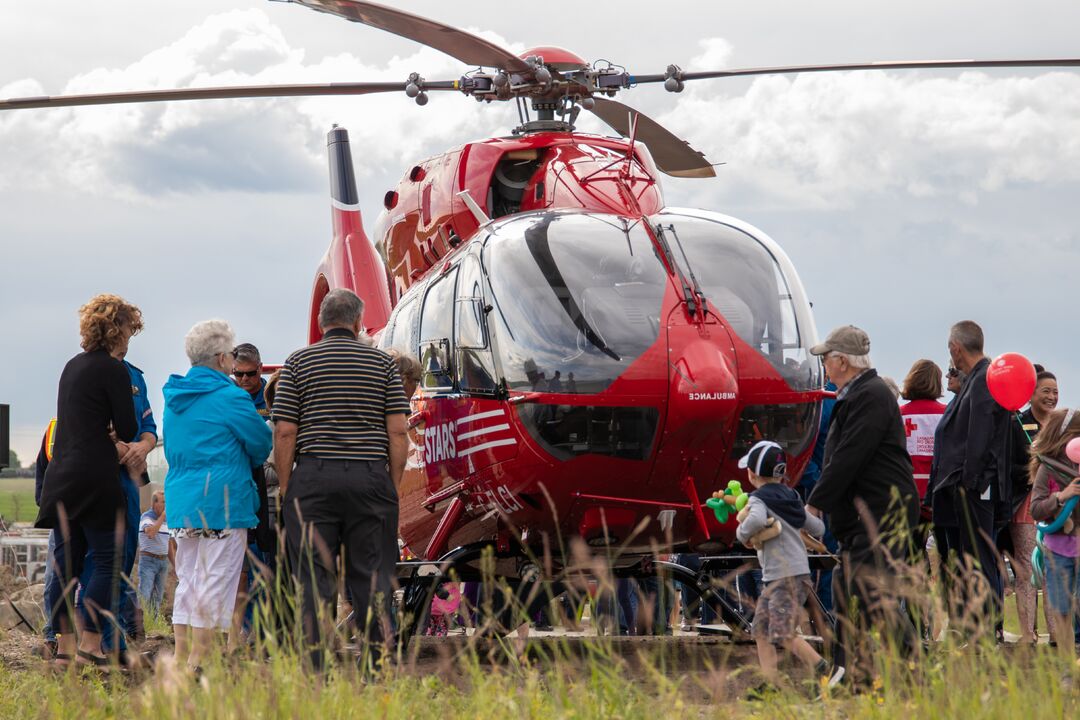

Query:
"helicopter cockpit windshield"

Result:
[[650, 211, 821, 392], [484, 212, 667, 394]]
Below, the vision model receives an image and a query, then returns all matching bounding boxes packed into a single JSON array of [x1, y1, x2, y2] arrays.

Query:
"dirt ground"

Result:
[[0, 562, 777, 700]]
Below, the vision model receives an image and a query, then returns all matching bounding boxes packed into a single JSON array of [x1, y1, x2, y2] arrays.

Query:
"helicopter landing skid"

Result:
[[335, 546, 839, 650]]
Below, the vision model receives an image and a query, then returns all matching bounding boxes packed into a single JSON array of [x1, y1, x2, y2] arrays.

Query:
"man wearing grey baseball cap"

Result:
[[805, 325, 920, 679], [808, 324, 872, 358]]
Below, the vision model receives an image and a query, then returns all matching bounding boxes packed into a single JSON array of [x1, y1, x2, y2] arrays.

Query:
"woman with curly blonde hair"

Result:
[[77, 294, 144, 353], [36, 293, 142, 668]]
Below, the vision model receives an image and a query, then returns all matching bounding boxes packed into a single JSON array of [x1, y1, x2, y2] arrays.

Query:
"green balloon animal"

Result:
[[704, 480, 749, 524]]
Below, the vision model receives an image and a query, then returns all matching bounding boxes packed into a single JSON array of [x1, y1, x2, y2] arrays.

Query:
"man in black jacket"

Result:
[[806, 325, 920, 675], [929, 320, 1010, 635]]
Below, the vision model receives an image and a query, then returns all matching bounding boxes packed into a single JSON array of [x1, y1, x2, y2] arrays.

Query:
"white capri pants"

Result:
[[172, 532, 247, 631]]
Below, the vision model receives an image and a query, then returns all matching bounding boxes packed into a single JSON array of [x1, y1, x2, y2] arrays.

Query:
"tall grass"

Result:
[[1, 622, 1076, 719], [10, 508, 1077, 719], [5, 562, 1077, 720]]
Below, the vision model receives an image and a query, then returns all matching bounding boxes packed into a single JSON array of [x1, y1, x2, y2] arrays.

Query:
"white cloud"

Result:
[[5, 16, 1080, 212], [690, 38, 735, 70], [0, 9, 518, 198], [657, 60, 1080, 210]]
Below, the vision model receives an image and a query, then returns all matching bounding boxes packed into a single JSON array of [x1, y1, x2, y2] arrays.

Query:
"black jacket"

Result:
[[807, 369, 919, 552], [1006, 408, 1040, 517], [929, 357, 1011, 526], [35, 350, 138, 530]]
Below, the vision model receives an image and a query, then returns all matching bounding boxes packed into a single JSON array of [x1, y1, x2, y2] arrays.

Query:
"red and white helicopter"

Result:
[[5, 0, 1078, 634]]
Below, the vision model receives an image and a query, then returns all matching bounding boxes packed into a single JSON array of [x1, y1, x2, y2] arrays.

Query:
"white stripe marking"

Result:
[[331, 198, 361, 212], [455, 410, 505, 427], [457, 423, 510, 441], [457, 438, 517, 457]]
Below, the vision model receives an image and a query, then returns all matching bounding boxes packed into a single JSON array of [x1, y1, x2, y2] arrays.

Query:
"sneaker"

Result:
[[824, 664, 845, 688]]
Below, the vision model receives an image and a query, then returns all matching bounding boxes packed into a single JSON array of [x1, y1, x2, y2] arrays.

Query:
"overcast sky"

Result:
[[2, 1, 1079, 465]]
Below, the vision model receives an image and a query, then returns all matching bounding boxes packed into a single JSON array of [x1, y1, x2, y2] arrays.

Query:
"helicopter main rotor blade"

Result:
[[284, 0, 531, 73], [633, 57, 1080, 84], [588, 97, 715, 179], [0, 81, 459, 111]]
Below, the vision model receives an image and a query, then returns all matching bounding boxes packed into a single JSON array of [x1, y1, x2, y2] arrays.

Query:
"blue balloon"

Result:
[[1037, 496, 1079, 535]]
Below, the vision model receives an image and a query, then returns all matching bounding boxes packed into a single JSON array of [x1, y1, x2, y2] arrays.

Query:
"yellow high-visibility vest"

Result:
[[44, 418, 58, 462]]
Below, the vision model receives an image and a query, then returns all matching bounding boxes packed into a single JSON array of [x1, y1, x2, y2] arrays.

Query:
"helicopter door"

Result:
[[418, 266, 458, 392], [455, 256, 497, 394]]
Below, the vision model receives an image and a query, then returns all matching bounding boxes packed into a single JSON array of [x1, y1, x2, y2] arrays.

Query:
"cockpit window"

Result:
[[484, 212, 668, 394], [651, 212, 821, 392]]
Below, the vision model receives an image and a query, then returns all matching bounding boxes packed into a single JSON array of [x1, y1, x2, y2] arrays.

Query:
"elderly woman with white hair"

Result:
[[162, 319, 272, 673]]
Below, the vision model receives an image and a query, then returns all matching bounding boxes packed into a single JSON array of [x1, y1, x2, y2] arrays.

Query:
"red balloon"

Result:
[[986, 352, 1037, 412]]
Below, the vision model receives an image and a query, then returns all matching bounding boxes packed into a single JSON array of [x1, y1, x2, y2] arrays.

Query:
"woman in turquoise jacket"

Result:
[[163, 319, 272, 673]]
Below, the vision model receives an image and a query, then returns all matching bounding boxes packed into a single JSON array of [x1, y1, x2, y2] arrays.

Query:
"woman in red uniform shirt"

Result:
[[899, 360, 948, 509]]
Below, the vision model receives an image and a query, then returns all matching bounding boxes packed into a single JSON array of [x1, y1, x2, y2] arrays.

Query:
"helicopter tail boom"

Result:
[[310, 125, 394, 342]]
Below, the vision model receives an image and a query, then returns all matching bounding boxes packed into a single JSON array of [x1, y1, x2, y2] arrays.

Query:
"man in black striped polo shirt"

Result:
[[273, 288, 409, 670]]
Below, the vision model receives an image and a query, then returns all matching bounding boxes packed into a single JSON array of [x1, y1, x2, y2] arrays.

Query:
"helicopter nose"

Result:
[[668, 338, 739, 425]]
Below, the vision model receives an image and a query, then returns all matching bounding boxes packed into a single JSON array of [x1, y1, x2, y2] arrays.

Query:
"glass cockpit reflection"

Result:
[[650, 211, 821, 392], [483, 212, 667, 394]]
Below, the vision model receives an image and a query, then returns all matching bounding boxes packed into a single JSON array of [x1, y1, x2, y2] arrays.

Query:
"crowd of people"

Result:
[[33, 290, 413, 674], [30, 292, 1080, 689], [737, 321, 1080, 696]]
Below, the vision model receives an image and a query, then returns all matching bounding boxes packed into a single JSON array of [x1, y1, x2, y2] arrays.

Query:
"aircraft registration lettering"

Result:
[[496, 485, 523, 513], [473, 484, 523, 515]]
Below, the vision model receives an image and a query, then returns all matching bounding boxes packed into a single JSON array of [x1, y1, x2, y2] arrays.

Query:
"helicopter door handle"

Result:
[[508, 391, 543, 405]]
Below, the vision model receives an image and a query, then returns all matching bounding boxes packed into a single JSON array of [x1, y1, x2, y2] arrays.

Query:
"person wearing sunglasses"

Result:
[[232, 343, 268, 417], [230, 342, 276, 642], [945, 365, 964, 396]]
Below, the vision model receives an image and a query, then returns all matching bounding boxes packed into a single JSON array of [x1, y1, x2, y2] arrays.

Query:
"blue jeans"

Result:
[[673, 554, 717, 625], [137, 554, 169, 614], [242, 542, 265, 632], [734, 568, 763, 617], [796, 480, 837, 613], [78, 474, 140, 651], [594, 578, 637, 635], [815, 524, 839, 613], [635, 576, 674, 635], [48, 522, 118, 636], [42, 530, 58, 642], [1043, 551, 1080, 617]]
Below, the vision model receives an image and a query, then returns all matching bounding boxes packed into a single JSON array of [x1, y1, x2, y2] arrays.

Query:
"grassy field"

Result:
[[0, 477, 36, 523], [0, 525, 1073, 717], [0, 630, 1076, 719]]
